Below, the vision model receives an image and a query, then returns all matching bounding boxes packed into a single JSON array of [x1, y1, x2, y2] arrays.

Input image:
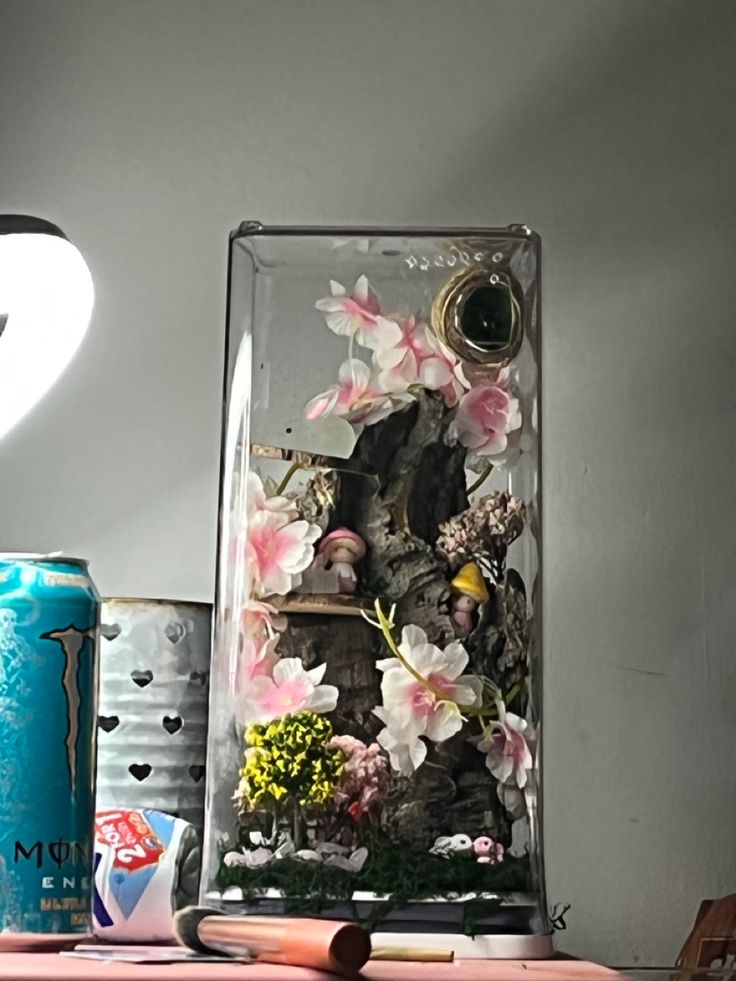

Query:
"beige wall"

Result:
[[1, 0, 735, 964]]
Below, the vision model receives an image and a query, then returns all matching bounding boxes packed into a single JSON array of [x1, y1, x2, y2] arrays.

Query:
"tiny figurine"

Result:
[[473, 835, 504, 865], [450, 562, 490, 633], [429, 833, 474, 859], [429, 835, 453, 858], [317, 528, 367, 594], [448, 833, 473, 856]]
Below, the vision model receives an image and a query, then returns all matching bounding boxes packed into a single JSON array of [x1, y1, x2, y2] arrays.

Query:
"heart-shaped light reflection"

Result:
[[0, 230, 94, 441]]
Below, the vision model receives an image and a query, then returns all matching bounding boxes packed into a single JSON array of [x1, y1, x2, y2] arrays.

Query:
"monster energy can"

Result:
[[0, 554, 99, 946]]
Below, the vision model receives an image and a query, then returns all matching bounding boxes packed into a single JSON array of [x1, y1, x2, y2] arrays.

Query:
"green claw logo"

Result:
[[42, 626, 95, 793]]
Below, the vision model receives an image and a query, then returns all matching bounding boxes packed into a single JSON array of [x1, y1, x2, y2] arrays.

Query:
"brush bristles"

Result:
[[173, 905, 225, 954]]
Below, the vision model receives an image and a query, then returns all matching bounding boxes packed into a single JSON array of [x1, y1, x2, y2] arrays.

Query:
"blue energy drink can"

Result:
[[0, 554, 99, 940]]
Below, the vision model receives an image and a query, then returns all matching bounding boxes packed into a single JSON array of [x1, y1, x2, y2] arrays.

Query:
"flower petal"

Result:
[[305, 387, 339, 420], [439, 640, 470, 679], [399, 624, 428, 650], [353, 274, 370, 304], [306, 662, 327, 684], [315, 296, 347, 313], [272, 658, 306, 683], [424, 700, 463, 743], [306, 683, 339, 715], [419, 356, 453, 389], [338, 357, 371, 388]]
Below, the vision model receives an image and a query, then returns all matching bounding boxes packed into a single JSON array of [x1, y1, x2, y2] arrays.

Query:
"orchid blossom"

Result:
[[421, 330, 470, 407], [478, 702, 534, 789], [239, 658, 338, 726], [375, 314, 436, 389], [374, 314, 470, 408], [246, 472, 297, 522], [315, 276, 401, 351], [366, 607, 482, 776], [243, 475, 320, 597], [239, 598, 286, 685], [305, 358, 409, 434], [246, 509, 321, 596]]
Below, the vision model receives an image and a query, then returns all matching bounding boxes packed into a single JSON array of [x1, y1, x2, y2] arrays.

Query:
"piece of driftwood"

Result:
[[281, 391, 513, 847]]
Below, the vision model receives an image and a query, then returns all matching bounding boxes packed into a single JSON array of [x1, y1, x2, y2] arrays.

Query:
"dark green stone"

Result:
[[460, 284, 515, 352]]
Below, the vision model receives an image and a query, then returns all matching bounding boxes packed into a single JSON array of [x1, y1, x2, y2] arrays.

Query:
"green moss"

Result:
[[216, 831, 531, 931]]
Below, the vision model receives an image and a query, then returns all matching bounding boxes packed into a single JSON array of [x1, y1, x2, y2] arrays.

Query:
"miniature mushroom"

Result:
[[318, 528, 367, 594]]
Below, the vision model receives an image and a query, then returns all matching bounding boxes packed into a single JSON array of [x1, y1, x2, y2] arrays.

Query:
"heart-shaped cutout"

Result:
[[162, 715, 183, 734], [0, 227, 94, 441], [189, 671, 208, 688], [101, 622, 121, 642], [189, 765, 205, 783], [129, 763, 152, 781], [98, 715, 120, 733], [131, 670, 153, 688], [165, 621, 187, 645]]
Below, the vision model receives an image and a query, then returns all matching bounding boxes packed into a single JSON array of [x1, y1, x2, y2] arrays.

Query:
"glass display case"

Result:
[[202, 224, 547, 956]]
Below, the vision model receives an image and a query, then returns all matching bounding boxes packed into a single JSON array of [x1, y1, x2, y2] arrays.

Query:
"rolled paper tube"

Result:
[[371, 946, 455, 962]]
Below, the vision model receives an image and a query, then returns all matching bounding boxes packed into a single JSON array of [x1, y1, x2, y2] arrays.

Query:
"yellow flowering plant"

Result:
[[236, 711, 346, 848]]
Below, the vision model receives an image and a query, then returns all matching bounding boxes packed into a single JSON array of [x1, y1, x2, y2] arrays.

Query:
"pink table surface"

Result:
[[0, 953, 623, 981]]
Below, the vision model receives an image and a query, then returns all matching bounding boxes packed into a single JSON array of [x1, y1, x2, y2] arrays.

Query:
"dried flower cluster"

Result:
[[327, 734, 389, 821], [436, 491, 526, 581]]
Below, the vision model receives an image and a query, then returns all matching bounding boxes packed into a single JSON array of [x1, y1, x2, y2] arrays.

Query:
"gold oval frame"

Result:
[[431, 266, 523, 366]]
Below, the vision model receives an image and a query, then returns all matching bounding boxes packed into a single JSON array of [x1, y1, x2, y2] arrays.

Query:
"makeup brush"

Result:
[[173, 907, 371, 975]]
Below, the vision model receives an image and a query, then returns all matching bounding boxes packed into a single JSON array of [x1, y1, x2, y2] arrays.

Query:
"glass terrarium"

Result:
[[203, 224, 548, 956]]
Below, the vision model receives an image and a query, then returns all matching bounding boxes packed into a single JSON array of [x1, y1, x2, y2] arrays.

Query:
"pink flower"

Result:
[[246, 509, 321, 596], [454, 382, 522, 460], [240, 658, 338, 725], [421, 332, 470, 407], [375, 315, 435, 389], [247, 473, 297, 522], [240, 631, 279, 683], [478, 708, 533, 789], [372, 624, 482, 775], [238, 599, 286, 686], [315, 276, 401, 351], [305, 359, 410, 435], [242, 598, 287, 637], [327, 735, 389, 820], [375, 315, 470, 408]]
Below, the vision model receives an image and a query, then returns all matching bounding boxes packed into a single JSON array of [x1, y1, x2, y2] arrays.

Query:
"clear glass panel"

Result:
[[203, 225, 545, 941]]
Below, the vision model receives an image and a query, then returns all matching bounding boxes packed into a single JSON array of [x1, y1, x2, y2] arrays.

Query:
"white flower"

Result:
[[240, 658, 338, 726], [246, 510, 321, 596], [372, 624, 482, 775], [478, 706, 534, 788], [305, 358, 411, 436], [315, 276, 402, 351], [373, 712, 428, 774], [497, 783, 527, 819], [246, 472, 297, 522]]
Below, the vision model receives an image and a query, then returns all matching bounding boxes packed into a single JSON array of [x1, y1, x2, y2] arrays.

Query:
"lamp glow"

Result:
[[0, 217, 94, 441]]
